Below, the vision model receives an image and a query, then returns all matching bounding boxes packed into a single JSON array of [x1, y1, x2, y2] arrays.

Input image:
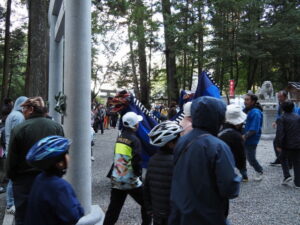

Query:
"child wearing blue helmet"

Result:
[[25, 135, 84, 225]]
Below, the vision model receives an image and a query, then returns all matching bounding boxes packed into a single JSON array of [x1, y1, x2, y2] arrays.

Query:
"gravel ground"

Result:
[[0, 128, 299, 225], [92, 128, 300, 225]]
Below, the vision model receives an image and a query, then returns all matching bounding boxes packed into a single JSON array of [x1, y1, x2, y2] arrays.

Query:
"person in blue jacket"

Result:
[[169, 96, 241, 225], [243, 93, 264, 181], [25, 136, 84, 225]]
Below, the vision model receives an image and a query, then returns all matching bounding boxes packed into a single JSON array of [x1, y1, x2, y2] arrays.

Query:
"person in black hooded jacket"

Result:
[[144, 121, 183, 225], [219, 104, 248, 181], [276, 101, 300, 187]]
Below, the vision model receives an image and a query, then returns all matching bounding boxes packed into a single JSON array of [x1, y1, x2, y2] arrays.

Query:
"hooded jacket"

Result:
[[169, 96, 241, 225], [5, 96, 28, 151]]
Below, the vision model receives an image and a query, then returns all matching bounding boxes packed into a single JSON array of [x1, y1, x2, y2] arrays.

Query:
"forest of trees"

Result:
[[0, 0, 300, 107]]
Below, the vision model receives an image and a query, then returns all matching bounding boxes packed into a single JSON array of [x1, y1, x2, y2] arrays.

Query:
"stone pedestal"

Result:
[[261, 102, 277, 140]]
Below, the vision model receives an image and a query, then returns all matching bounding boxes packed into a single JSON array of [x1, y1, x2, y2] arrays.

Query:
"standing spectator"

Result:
[[152, 106, 162, 120], [243, 93, 264, 181], [169, 97, 240, 225], [93, 104, 105, 134], [25, 136, 84, 225], [276, 101, 300, 187], [97, 104, 105, 134], [104, 105, 111, 130], [160, 105, 168, 118], [1, 98, 13, 124], [179, 102, 192, 136], [5, 97, 64, 225], [5, 96, 28, 214], [144, 121, 183, 225], [270, 90, 296, 166], [219, 104, 248, 181], [167, 101, 177, 120], [110, 110, 118, 129], [103, 112, 151, 225]]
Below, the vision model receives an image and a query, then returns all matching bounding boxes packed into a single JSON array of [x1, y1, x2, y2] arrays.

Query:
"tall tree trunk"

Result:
[[25, 0, 49, 100], [234, 51, 239, 89], [135, 0, 149, 108], [1, 0, 12, 104], [127, 24, 140, 99], [197, 2, 204, 76], [161, 0, 179, 104]]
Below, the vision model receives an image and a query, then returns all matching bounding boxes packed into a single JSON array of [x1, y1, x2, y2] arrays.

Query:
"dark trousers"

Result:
[[103, 187, 152, 225], [93, 119, 104, 134], [98, 120, 104, 134], [280, 150, 291, 179], [273, 139, 280, 162], [13, 174, 38, 225], [245, 145, 263, 173], [153, 217, 168, 225], [280, 150, 300, 186]]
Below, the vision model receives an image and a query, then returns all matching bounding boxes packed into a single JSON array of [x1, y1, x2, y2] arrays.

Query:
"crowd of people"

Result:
[[91, 100, 119, 135], [104, 91, 300, 225], [0, 89, 299, 225]]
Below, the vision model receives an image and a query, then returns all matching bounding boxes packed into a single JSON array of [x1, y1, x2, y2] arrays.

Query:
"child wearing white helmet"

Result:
[[144, 121, 183, 225]]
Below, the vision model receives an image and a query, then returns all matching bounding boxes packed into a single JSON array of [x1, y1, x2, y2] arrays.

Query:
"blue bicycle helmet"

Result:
[[26, 135, 71, 170]]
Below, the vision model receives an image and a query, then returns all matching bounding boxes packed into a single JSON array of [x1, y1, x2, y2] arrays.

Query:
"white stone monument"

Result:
[[256, 81, 277, 139]]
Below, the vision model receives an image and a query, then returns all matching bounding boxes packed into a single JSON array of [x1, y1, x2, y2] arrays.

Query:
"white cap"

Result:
[[225, 104, 247, 125], [183, 102, 192, 117], [122, 112, 143, 128]]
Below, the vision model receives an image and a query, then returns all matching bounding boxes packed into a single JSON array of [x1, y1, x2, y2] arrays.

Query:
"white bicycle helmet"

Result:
[[148, 121, 183, 147]]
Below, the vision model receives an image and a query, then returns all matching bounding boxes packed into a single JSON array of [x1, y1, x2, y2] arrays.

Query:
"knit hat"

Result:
[[183, 102, 192, 117], [225, 104, 247, 125]]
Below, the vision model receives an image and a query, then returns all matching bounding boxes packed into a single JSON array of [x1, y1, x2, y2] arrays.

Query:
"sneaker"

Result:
[[294, 183, 300, 189], [242, 175, 249, 182], [6, 205, 15, 214], [91, 156, 95, 161], [242, 177, 249, 182], [254, 172, 263, 181], [0, 186, 5, 194], [270, 161, 281, 167], [281, 176, 292, 185]]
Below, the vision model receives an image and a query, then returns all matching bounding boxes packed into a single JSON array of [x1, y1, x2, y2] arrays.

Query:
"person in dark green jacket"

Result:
[[5, 96, 64, 225]]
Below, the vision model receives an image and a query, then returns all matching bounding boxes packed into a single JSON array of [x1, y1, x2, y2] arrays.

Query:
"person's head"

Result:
[[191, 96, 226, 136], [225, 104, 247, 129], [148, 121, 183, 149], [155, 105, 160, 111], [183, 102, 192, 117], [122, 112, 143, 131], [281, 100, 294, 113], [244, 93, 258, 109], [21, 96, 45, 119], [13, 96, 28, 112], [4, 98, 13, 106], [26, 136, 71, 177], [169, 101, 177, 108], [277, 90, 288, 104]]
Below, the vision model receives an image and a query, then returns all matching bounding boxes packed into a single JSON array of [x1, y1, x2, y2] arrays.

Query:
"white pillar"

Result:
[[64, 0, 92, 213], [48, 11, 62, 123]]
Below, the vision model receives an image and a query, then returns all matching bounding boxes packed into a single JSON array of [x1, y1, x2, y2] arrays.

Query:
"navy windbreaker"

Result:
[[25, 172, 84, 225], [169, 96, 241, 225]]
